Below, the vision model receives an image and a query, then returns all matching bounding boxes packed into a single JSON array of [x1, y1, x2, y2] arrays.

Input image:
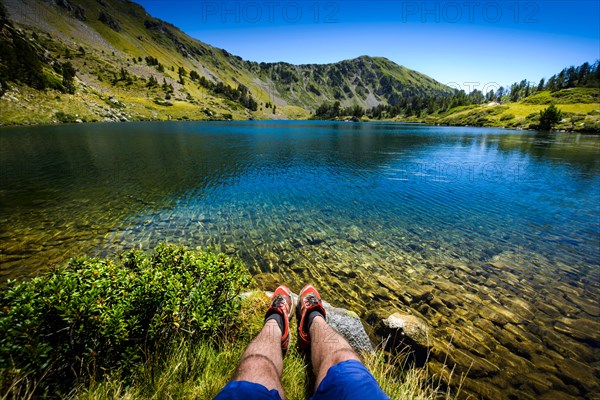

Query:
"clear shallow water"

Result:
[[1, 121, 599, 398]]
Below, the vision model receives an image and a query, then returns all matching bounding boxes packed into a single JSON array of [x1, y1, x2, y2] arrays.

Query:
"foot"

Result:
[[296, 284, 327, 349], [265, 285, 294, 354]]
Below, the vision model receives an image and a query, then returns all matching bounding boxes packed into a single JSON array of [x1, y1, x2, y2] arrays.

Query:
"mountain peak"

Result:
[[0, 0, 451, 124]]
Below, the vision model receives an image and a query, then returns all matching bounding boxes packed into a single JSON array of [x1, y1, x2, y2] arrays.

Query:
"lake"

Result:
[[1, 121, 598, 398]]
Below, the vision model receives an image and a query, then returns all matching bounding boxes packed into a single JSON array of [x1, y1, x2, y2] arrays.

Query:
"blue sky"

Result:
[[137, 1, 599, 92]]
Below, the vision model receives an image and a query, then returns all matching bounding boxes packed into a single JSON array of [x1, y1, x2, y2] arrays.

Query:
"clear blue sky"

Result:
[[137, 1, 599, 92]]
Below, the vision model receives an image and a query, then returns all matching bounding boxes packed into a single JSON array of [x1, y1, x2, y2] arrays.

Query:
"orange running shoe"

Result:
[[265, 285, 294, 353], [296, 284, 327, 349]]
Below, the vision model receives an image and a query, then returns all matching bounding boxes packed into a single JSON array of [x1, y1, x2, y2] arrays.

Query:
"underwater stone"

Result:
[[554, 357, 598, 393], [451, 348, 500, 378], [381, 312, 430, 348], [568, 295, 600, 317], [553, 317, 600, 347], [461, 378, 506, 400], [478, 306, 508, 326], [404, 285, 435, 303]]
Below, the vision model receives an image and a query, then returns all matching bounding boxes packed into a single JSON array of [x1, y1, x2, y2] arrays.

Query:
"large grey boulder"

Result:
[[322, 300, 373, 353]]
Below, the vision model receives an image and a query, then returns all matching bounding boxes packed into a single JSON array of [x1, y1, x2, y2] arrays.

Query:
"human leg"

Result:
[[296, 284, 390, 400], [309, 315, 361, 388], [214, 286, 293, 400], [229, 319, 285, 395]]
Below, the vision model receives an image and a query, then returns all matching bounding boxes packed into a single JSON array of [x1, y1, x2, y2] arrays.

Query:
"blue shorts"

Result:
[[214, 360, 390, 400]]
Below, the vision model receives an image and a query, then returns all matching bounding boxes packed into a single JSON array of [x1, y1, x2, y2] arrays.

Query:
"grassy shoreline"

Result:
[[77, 292, 457, 400], [2, 101, 598, 135], [0, 245, 457, 400]]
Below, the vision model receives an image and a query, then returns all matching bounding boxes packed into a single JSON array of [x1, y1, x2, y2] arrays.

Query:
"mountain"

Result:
[[0, 0, 452, 125]]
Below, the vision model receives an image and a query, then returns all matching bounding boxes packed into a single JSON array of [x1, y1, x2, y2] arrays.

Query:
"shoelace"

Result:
[[303, 293, 319, 308], [271, 294, 288, 311]]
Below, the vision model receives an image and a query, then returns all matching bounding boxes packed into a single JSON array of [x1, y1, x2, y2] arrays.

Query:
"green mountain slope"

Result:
[[0, 0, 451, 124]]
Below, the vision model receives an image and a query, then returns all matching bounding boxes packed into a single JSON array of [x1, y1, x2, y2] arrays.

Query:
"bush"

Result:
[[0, 244, 250, 395], [55, 111, 77, 123]]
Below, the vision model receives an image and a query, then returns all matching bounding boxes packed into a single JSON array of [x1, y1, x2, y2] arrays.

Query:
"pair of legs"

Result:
[[234, 313, 361, 397], [215, 285, 389, 400]]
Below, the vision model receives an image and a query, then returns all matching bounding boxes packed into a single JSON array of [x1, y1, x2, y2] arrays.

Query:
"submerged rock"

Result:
[[553, 317, 600, 347], [367, 309, 430, 366], [382, 312, 430, 347]]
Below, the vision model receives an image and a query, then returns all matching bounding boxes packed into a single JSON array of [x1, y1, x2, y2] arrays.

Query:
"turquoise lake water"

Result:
[[1, 121, 598, 398]]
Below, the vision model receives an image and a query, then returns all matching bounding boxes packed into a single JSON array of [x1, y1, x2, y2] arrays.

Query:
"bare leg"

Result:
[[233, 319, 285, 398], [309, 315, 361, 389]]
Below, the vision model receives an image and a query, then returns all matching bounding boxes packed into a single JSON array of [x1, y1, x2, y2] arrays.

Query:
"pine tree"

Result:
[[61, 61, 76, 94], [538, 104, 562, 131], [537, 78, 545, 91]]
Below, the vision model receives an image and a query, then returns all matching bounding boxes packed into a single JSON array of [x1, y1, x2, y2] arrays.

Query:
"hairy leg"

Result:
[[309, 315, 361, 389], [233, 319, 285, 398]]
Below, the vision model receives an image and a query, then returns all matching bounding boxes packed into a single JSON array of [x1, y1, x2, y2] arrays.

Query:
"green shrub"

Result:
[[54, 111, 77, 123], [500, 113, 515, 121], [0, 244, 250, 396]]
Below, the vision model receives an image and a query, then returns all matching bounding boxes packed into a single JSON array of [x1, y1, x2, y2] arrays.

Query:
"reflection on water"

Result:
[[1, 121, 599, 399]]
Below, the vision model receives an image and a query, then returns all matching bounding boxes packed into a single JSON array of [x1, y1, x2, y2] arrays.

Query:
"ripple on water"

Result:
[[1, 122, 599, 399]]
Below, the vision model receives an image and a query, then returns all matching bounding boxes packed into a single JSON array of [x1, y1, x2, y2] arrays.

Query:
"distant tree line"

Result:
[[315, 101, 364, 119], [504, 61, 599, 102], [543, 61, 600, 91], [314, 61, 599, 120], [193, 73, 258, 111], [315, 89, 490, 119]]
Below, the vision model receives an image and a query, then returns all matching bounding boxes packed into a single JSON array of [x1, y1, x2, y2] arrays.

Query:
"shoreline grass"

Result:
[[1, 258, 459, 400], [75, 292, 459, 400]]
